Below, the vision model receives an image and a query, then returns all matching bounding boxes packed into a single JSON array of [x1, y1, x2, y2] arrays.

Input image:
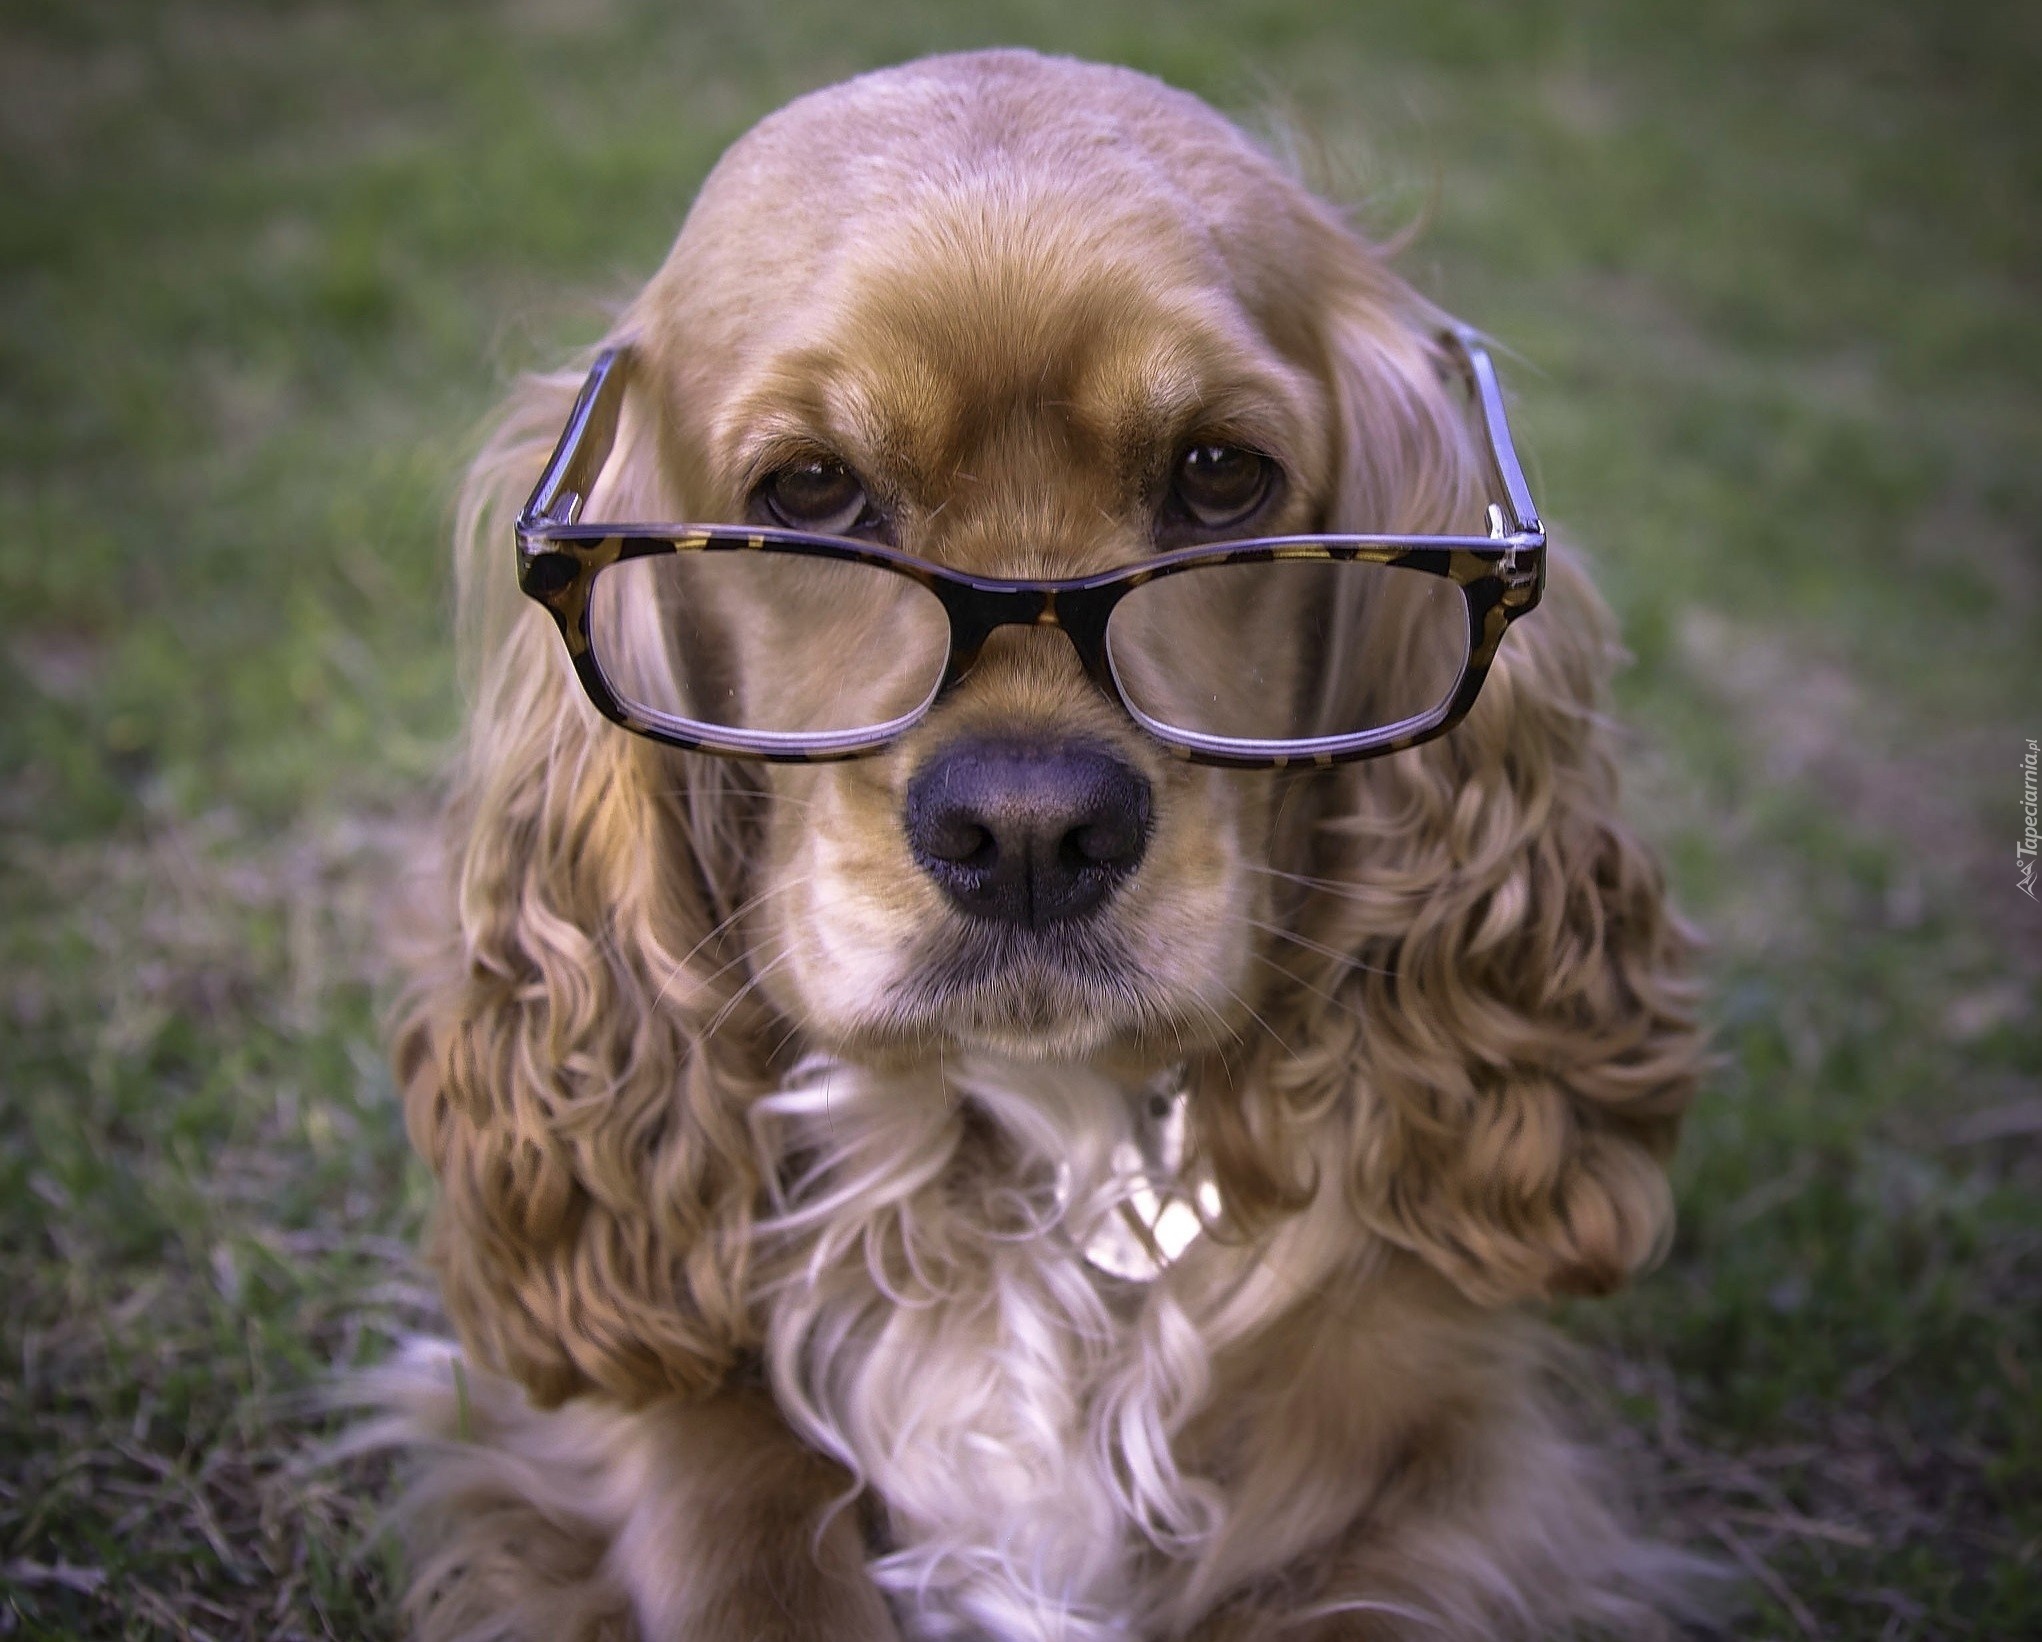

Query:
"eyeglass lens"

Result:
[[1105, 559, 1470, 746]]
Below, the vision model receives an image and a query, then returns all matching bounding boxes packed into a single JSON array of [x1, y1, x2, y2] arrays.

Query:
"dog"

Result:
[[378, 48, 1707, 1642]]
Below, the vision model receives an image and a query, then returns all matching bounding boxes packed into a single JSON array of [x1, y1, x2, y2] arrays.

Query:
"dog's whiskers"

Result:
[[687, 872, 815, 967], [1240, 916, 1399, 980], [1245, 948, 1357, 1021], [650, 874, 818, 1018], [1242, 861, 1457, 906], [701, 945, 800, 1043]]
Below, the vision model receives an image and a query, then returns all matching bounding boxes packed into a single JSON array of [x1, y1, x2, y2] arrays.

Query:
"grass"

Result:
[[2, 0, 2036, 1635]]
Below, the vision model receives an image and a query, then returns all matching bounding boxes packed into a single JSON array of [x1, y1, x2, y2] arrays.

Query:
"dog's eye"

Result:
[[1171, 443, 1274, 531], [758, 459, 874, 536]]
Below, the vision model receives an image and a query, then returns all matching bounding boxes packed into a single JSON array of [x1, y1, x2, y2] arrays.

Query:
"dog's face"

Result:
[[604, 55, 1442, 1066], [724, 246, 1323, 1066]]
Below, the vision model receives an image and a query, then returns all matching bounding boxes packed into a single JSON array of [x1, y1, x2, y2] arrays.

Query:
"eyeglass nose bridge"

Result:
[[931, 581, 1122, 701]]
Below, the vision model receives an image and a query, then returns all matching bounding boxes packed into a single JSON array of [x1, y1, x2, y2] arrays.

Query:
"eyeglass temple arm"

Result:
[[1441, 326, 1543, 542], [522, 346, 630, 528]]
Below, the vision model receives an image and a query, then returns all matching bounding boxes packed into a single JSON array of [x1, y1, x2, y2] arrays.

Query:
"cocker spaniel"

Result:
[[379, 47, 1707, 1642]]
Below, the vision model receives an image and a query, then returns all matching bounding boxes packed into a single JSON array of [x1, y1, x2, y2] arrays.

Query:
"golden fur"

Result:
[[383, 49, 1708, 1641]]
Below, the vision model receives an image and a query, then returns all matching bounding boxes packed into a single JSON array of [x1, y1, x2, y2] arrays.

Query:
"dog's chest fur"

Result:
[[755, 1057, 1295, 1642]]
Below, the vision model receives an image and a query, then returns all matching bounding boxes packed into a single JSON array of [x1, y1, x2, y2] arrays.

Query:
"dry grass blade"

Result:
[[1712, 1523, 1823, 1640]]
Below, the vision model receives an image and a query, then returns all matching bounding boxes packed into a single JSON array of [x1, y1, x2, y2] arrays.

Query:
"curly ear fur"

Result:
[[1215, 257, 1704, 1304], [396, 359, 773, 1407]]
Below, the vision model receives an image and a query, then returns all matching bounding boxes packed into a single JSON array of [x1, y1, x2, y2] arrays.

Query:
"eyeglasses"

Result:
[[515, 326, 1544, 768]]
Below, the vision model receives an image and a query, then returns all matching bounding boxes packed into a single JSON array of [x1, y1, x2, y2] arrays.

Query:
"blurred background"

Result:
[[1, 1, 2035, 1635]]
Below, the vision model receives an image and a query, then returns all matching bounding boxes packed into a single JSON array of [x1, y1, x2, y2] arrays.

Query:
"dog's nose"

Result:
[[905, 739, 1152, 927]]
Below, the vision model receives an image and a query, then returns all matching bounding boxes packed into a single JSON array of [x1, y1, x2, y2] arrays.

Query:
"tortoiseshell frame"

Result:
[[515, 325, 1545, 768]]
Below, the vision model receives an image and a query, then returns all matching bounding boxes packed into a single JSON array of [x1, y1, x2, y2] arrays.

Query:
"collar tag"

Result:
[[1076, 1076, 1220, 1282]]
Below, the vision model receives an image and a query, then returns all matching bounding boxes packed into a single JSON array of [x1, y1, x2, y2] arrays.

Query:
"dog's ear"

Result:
[[395, 354, 769, 1407], [1317, 267, 1490, 539], [1236, 264, 1703, 1304], [1333, 549, 1700, 1303]]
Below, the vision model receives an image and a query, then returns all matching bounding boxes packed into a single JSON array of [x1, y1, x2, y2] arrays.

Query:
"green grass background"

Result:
[[2, 0, 2037, 1635]]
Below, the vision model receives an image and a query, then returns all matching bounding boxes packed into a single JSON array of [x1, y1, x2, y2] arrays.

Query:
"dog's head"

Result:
[[586, 52, 1494, 1069], [409, 52, 1702, 1405]]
